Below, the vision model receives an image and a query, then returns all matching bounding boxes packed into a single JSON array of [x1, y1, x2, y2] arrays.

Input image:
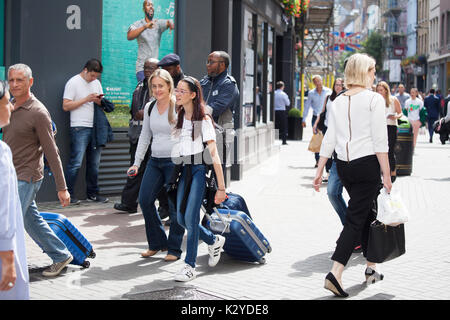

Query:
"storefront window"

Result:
[[0, 0, 5, 80], [267, 26, 274, 122], [256, 19, 264, 124], [242, 9, 255, 127]]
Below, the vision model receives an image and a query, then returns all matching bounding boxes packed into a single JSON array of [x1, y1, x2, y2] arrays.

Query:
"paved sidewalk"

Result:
[[28, 128, 450, 300]]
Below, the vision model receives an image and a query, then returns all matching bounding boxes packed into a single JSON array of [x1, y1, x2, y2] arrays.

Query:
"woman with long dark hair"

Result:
[[313, 53, 392, 297], [172, 76, 227, 282], [376, 81, 402, 182]]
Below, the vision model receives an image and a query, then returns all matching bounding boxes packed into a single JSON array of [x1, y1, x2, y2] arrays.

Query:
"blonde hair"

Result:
[[312, 74, 322, 82], [344, 53, 376, 88], [376, 81, 393, 107], [148, 69, 177, 124]]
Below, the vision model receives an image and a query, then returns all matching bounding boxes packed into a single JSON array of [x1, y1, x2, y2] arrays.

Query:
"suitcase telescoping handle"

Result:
[[201, 205, 230, 234]]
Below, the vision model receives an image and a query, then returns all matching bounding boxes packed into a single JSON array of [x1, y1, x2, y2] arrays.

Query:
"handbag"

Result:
[[376, 187, 409, 226], [366, 221, 406, 263], [308, 131, 323, 153]]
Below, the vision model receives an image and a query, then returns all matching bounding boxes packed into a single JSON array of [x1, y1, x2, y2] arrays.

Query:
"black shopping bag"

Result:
[[366, 221, 406, 263]]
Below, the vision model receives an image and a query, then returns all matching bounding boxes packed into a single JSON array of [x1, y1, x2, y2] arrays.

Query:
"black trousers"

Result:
[[387, 125, 397, 172], [275, 110, 287, 144], [332, 155, 381, 266], [120, 141, 168, 210]]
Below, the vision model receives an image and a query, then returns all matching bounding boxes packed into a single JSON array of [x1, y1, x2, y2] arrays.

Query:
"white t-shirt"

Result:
[[63, 74, 103, 128], [403, 98, 424, 122], [172, 117, 216, 157]]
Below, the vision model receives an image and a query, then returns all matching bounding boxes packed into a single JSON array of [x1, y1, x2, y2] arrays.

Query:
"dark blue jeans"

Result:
[[176, 164, 216, 268], [139, 157, 184, 258], [65, 127, 102, 197]]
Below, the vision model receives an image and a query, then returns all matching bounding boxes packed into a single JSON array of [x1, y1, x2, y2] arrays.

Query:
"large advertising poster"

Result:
[[102, 0, 175, 127]]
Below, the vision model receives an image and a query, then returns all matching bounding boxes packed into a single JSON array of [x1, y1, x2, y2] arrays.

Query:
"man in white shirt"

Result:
[[274, 81, 290, 145], [303, 75, 332, 166], [63, 59, 108, 204]]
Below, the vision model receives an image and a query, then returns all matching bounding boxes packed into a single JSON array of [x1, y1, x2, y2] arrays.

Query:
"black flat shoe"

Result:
[[324, 272, 349, 297], [113, 203, 137, 214], [365, 267, 384, 284]]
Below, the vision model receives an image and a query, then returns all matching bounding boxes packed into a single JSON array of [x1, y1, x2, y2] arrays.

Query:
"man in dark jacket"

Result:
[[424, 88, 441, 143], [113, 58, 169, 216], [201, 51, 239, 128], [201, 51, 239, 178]]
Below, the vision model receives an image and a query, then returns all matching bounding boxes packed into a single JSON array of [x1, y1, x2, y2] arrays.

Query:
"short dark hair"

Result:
[[276, 81, 284, 89], [429, 88, 435, 94], [84, 59, 103, 73]]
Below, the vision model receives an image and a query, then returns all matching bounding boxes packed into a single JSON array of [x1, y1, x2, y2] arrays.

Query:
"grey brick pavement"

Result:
[[27, 128, 450, 300]]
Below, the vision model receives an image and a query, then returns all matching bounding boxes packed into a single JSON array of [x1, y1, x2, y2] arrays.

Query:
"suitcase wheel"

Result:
[[81, 261, 90, 269], [258, 257, 266, 265], [88, 250, 96, 259]]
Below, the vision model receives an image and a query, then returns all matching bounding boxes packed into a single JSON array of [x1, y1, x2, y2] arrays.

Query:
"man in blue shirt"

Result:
[[424, 88, 441, 143], [274, 81, 290, 145], [303, 75, 331, 166]]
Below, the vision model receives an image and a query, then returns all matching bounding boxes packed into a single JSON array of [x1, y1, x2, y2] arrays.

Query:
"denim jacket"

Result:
[[92, 98, 114, 148]]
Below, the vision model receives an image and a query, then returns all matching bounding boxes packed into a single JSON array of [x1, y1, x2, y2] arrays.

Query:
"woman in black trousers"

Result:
[[313, 53, 392, 297]]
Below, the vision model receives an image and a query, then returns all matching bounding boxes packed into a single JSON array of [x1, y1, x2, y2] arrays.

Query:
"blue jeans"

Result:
[[327, 160, 347, 225], [17, 179, 71, 263], [65, 127, 102, 197], [176, 164, 216, 268], [138, 157, 184, 258]]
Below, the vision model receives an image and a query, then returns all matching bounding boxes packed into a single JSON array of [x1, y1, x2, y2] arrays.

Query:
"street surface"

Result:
[[29, 126, 450, 301]]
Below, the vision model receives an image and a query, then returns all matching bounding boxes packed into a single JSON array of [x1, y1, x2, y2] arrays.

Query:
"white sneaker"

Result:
[[175, 264, 197, 282], [208, 235, 226, 267]]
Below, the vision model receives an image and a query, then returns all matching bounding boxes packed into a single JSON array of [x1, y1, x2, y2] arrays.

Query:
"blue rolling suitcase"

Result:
[[40, 212, 96, 268], [206, 208, 271, 264], [220, 192, 252, 218]]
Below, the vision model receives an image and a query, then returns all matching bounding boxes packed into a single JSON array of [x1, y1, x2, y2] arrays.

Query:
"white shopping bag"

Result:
[[376, 188, 409, 226]]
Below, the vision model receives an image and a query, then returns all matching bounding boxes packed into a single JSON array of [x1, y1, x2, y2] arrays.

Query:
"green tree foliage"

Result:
[[360, 31, 383, 72]]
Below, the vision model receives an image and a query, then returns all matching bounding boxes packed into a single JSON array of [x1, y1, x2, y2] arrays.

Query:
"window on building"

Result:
[[256, 18, 264, 125], [242, 9, 255, 127], [447, 12, 450, 46], [267, 25, 274, 123]]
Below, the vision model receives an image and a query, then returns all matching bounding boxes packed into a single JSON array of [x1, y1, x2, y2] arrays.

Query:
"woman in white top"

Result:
[[376, 81, 402, 182], [172, 76, 227, 282], [313, 53, 392, 297], [127, 69, 184, 262], [0, 80, 29, 299], [403, 88, 424, 149]]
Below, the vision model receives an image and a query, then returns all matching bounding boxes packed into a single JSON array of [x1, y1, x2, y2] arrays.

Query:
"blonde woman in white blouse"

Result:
[[313, 53, 392, 297]]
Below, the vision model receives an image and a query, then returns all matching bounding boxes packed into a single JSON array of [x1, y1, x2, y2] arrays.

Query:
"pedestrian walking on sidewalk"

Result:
[[0, 80, 29, 299], [403, 88, 424, 149], [424, 88, 441, 143], [127, 69, 185, 262], [303, 75, 332, 166], [274, 81, 290, 145], [4, 64, 73, 278], [313, 78, 345, 180], [114, 58, 169, 216], [313, 53, 392, 297], [172, 76, 227, 282], [376, 81, 402, 183]]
